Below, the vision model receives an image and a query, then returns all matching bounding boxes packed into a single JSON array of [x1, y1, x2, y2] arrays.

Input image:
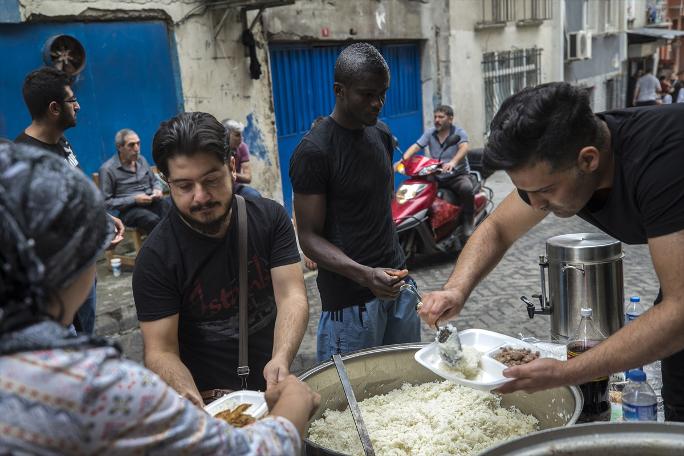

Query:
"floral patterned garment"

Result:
[[0, 344, 301, 455]]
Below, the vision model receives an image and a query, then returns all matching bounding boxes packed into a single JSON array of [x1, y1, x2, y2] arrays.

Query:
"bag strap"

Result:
[[235, 195, 250, 389]]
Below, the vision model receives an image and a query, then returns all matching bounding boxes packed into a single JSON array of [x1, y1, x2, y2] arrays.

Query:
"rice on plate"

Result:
[[308, 380, 538, 456], [442, 346, 481, 379]]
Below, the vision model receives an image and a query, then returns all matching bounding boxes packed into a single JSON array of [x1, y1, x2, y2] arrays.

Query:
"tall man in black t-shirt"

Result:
[[133, 112, 308, 406], [14, 67, 125, 335], [418, 82, 684, 421], [290, 43, 421, 362]]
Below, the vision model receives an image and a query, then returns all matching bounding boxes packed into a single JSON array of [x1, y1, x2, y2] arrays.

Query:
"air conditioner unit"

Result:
[[581, 31, 593, 59], [567, 31, 593, 60]]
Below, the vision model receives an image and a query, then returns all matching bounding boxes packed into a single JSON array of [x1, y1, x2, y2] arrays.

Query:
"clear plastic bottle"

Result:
[[624, 296, 645, 377], [622, 369, 658, 421], [567, 308, 610, 422], [624, 296, 645, 324], [642, 360, 664, 421]]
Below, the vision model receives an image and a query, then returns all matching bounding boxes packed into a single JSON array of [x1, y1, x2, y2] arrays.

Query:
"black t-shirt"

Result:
[[132, 197, 300, 391], [14, 132, 80, 168], [289, 116, 405, 311], [518, 104, 684, 244]]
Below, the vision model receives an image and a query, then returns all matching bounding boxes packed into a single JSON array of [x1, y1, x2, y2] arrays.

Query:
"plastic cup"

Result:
[[111, 258, 122, 277]]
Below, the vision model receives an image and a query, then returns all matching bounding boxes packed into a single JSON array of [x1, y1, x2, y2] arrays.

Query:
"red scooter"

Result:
[[392, 135, 493, 260]]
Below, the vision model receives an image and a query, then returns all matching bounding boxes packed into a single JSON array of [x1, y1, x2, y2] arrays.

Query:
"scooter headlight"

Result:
[[396, 183, 428, 204], [417, 164, 440, 176]]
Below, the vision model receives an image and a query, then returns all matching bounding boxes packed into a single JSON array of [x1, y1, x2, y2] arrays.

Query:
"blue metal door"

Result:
[[0, 21, 183, 175], [269, 42, 423, 214]]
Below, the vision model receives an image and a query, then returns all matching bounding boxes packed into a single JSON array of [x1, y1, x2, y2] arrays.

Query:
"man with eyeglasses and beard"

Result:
[[14, 67, 125, 335], [132, 112, 308, 407], [15, 67, 81, 167]]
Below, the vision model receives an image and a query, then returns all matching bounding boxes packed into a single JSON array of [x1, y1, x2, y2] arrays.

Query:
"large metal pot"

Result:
[[479, 422, 684, 455], [298, 344, 582, 455]]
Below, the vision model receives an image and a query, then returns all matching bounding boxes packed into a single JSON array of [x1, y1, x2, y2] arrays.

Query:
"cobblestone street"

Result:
[[96, 171, 661, 376]]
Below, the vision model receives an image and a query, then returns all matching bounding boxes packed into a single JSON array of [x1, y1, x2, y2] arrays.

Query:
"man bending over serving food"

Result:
[[418, 83, 684, 421], [133, 112, 308, 405]]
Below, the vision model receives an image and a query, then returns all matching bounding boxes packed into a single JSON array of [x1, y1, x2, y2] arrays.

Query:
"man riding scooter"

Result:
[[402, 105, 475, 236]]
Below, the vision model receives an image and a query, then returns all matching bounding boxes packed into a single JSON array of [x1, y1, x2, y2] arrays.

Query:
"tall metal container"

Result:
[[524, 233, 624, 341]]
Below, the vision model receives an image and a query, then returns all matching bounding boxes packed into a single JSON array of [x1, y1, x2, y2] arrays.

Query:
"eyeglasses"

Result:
[[63, 97, 78, 104], [167, 171, 228, 196]]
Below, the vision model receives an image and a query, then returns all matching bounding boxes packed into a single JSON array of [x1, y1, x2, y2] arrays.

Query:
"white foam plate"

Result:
[[414, 329, 539, 391], [204, 390, 268, 419]]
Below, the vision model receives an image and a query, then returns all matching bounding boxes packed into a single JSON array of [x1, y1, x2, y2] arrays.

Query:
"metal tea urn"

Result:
[[522, 233, 625, 341]]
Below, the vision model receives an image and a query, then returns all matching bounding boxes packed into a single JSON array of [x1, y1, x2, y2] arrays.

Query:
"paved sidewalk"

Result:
[[95, 171, 660, 376]]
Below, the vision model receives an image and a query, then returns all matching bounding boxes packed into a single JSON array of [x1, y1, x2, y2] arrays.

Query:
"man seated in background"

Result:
[[99, 128, 170, 234], [223, 119, 262, 198]]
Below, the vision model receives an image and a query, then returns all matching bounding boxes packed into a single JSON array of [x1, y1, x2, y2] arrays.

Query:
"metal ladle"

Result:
[[401, 283, 463, 365], [332, 354, 375, 456]]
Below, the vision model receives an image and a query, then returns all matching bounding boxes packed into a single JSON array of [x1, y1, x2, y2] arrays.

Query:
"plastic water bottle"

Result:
[[643, 360, 664, 421], [623, 295, 663, 419], [624, 296, 645, 324], [622, 369, 658, 421], [623, 296, 646, 377]]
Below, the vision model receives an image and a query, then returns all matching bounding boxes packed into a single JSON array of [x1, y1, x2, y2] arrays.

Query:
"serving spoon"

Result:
[[402, 282, 463, 365]]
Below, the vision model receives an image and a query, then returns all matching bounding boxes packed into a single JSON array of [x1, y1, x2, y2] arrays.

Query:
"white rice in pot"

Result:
[[308, 380, 538, 456]]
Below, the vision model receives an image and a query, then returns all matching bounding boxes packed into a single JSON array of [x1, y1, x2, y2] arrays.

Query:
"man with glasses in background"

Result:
[[15, 67, 124, 335], [15, 67, 81, 167], [132, 112, 308, 406]]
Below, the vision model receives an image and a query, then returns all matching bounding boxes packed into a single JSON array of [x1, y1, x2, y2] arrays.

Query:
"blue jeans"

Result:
[[316, 277, 421, 362], [74, 280, 97, 335]]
